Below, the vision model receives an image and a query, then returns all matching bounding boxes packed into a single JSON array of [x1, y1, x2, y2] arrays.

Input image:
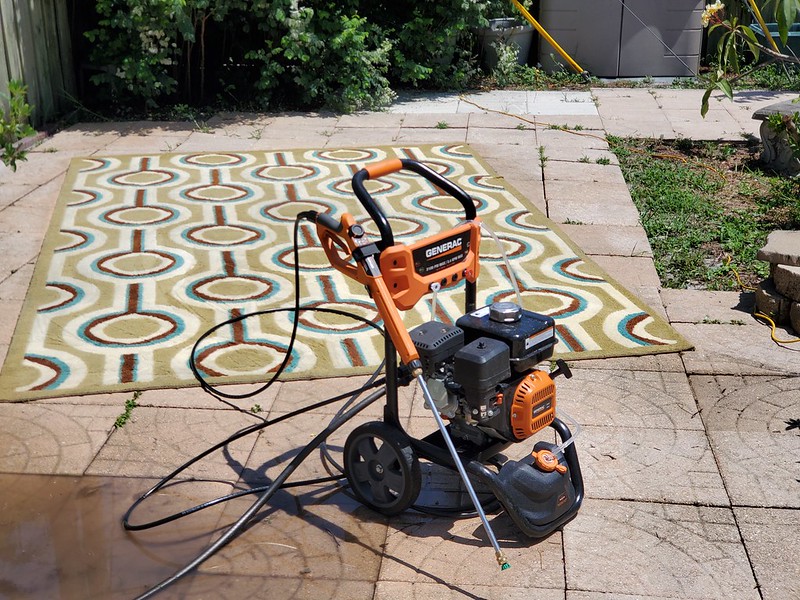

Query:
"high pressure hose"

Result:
[[132, 386, 385, 600], [478, 221, 523, 309], [128, 211, 390, 598]]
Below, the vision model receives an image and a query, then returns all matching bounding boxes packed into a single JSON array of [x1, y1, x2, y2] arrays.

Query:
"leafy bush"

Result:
[[80, 0, 501, 113], [0, 80, 36, 171], [245, 1, 394, 111], [368, 0, 489, 89], [85, 0, 193, 107]]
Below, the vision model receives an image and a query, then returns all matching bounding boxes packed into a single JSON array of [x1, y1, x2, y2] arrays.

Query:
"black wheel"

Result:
[[344, 421, 421, 516]]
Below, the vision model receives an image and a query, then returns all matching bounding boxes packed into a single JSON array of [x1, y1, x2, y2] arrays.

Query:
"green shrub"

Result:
[[370, 0, 489, 89], [0, 80, 36, 172], [81, 0, 503, 113], [246, 2, 394, 111], [85, 0, 193, 107]]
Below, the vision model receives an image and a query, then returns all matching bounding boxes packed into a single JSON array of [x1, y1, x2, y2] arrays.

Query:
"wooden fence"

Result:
[[0, 0, 76, 126]]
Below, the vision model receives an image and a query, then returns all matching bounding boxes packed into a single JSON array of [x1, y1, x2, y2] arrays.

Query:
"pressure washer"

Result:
[[127, 158, 583, 598]]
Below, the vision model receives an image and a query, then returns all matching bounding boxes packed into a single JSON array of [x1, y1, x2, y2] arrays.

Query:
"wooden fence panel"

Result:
[[0, 0, 76, 125]]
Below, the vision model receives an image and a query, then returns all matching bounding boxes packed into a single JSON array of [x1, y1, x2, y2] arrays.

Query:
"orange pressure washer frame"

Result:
[[314, 157, 584, 542], [315, 158, 482, 370]]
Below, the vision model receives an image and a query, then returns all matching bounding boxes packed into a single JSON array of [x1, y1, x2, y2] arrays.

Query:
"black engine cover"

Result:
[[456, 305, 556, 372]]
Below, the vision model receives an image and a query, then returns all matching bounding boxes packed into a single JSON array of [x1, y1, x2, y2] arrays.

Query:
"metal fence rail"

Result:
[[1, 0, 76, 126]]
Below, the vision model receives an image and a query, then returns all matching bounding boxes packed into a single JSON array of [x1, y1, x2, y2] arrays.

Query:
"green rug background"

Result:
[[0, 144, 690, 401]]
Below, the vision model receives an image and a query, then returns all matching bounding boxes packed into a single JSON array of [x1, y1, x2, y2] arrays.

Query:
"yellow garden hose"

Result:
[[509, 0, 588, 76], [725, 256, 800, 345], [747, 0, 781, 52]]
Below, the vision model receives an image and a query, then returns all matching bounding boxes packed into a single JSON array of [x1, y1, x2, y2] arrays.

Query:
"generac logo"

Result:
[[425, 237, 463, 259]]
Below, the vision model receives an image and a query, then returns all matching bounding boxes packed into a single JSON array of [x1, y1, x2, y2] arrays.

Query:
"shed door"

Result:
[[618, 0, 704, 77]]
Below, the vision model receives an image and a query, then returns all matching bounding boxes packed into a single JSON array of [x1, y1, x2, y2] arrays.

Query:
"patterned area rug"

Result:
[[0, 144, 690, 401]]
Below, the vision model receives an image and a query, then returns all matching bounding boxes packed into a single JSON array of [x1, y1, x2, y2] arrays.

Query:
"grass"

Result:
[[114, 391, 141, 428], [609, 137, 800, 290]]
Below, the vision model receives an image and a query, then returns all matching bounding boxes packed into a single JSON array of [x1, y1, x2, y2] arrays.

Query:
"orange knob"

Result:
[[532, 449, 567, 474]]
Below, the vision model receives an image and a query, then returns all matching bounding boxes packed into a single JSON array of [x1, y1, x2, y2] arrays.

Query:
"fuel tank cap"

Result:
[[489, 301, 522, 323]]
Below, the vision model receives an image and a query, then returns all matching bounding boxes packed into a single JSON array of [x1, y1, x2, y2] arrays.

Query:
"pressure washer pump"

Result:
[[314, 157, 584, 560]]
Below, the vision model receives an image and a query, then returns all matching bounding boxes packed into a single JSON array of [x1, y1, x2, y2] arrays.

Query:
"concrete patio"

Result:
[[0, 88, 798, 599]]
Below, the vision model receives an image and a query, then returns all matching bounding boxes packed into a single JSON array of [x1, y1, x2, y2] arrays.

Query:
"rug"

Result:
[[0, 144, 691, 401]]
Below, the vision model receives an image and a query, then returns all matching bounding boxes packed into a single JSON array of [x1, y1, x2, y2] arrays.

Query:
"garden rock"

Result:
[[755, 230, 800, 334], [755, 278, 791, 323], [774, 264, 800, 303], [792, 302, 800, 333], [752, 100, 800, 177], [756, 230, 800, 267]]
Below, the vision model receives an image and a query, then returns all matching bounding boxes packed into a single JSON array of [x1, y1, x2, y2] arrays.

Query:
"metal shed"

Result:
[[538, 0, 705, 78]]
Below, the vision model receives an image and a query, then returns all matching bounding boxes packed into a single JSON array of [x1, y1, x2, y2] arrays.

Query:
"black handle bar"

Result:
[[351, 158, 477, 250]]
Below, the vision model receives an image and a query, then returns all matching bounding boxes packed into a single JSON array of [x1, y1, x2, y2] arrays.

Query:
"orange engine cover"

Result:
[[509, 370, 556, 441]]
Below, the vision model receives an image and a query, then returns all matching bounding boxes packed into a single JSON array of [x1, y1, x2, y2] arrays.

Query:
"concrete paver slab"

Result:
[[0, 230, 43, 281], [557, 369, 701, 430], [537, 128, 609, 150], [567, 593, 708, 600], [662, 289, 754, 324], [0, 474, 228, 600], [545, 146, 619, 164], [269, 376, 410, 418], [734, 507, 800, 600], [85, 406, 260, 479], [378, 513, 565, 590], [467, 112, 532, 129], [388, 93, 462, 114], [376, 582, 565, 600], [572, 352, 686, 373], [589, 255, 662, 290], [0, 152, 71, 188], [577, 425, 728, 505], [543, 159, 627, 185], [30, 130, 121, 157], [757, 229, 800, 267], [708, 430, 799, 507], [0, 261, 35, 302], [675, 322, 800, 376], [600, 114, 676, 139], [251, 131, 334, 151], [561, 223, 652, 257], [400, 113, 470, 129], [466, 127, 537, 146], [545, 180, 641, 226], [336, 113, 406, 128], [174, 131, 265, 153], [689, 375, 800, 433], [186, 574, 376, 599], [564, 499, 760, 599], [689, 375, 800, 507], [0, 403, 119, 474], [536, 114, 605, 131], [131, 382, 281, 411], [242, 408, 378, 485], [0, 183, 35, 209], [460, 91, 530, 114], [325, 127, 402, 147], [194, 496, 388, 583], [394, 128, 468, 145]]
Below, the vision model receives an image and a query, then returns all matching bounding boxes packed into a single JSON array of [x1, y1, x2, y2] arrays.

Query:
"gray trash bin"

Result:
[[477, 18, 535, 69]]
